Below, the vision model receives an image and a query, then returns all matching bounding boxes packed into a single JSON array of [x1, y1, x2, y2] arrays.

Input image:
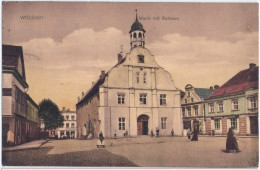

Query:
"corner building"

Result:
[[76, 14, 183, 138]]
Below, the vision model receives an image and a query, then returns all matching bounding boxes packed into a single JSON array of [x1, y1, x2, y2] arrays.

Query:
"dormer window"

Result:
[[138, 55, 144, 63]]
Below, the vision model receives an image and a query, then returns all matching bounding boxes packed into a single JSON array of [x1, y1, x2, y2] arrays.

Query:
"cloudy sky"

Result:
[[2, 2, 258, 111]]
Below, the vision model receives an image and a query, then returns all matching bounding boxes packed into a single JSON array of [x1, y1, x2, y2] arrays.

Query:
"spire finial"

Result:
[[135, 9, 138, 21]]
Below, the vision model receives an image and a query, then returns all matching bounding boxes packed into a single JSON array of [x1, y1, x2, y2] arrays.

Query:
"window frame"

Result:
[[137, 55, 144, 63], [117, 93, 125, 104], [232, 100, 239, 110], [182, 107, 185, 116], [187, 107, 191, 116], [118, 117, 125, 130], [161, 117, 167, 129], [214, 119, 220, 130], [139, 93, 147, 105], [218, 102, 224, 112], [194, 106, 198, 116], [230, 118, 237, 129], [160, 94, 166, 105], [136, 72, 140, 84], [209, 103, 214, 113]]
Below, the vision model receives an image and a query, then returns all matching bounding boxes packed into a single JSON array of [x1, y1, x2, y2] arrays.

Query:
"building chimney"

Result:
[[100, 70, 105, 79], [82, 91, 84, 97], [92, 82, 95, 86], [250, 63, 256, 69], [118, 53, 123, 63], [62, 107, 65, 111], [214, 85, 219, 90], [78, 96, 80, 102], [210, 86, 214, 91], [67, 108, 70, 111]]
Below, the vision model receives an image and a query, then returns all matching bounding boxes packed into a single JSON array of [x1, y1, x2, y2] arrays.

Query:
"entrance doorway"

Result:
[[250, 116, 258, 134], [137, 115, 149, 135]]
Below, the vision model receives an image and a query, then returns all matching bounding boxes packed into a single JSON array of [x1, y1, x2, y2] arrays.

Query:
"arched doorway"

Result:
[[137, 114, 149, 135]]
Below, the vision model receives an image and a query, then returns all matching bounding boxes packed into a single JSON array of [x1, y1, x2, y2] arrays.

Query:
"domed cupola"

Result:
[[129, 10, 146, 49]]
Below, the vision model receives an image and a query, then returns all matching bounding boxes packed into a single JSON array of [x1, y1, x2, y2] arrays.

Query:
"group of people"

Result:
[[99, 126, 240, 153]]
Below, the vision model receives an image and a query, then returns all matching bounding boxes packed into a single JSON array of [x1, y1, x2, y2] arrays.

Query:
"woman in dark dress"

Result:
[[191, 126, 198, 141], [226, 127, 239, 152]]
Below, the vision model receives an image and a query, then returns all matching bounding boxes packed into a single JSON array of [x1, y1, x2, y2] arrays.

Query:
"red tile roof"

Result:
[[210, 65, 258, 98]]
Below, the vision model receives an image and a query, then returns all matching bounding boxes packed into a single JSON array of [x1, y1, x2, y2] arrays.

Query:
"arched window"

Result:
[[133, 33, 137, 38], [138, 32, 142, 38]]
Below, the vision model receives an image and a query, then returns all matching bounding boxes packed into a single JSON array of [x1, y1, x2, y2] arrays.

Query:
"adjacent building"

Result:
[[76, 13, 183, 138], [57, 107, 77, 139], [2, 45, 29, 145], [26, 94, 40, 141], [181, 84, 215, 134], [204, 64, 258, 135]]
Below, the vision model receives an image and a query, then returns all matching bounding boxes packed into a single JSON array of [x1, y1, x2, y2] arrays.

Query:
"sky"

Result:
[[2, 2, 258, 111]]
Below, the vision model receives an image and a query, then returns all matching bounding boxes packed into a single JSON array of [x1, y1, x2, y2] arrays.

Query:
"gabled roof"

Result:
[[194, 88, 213, 100], [2, 44, 26, 80], [210, 64, 258, 98], [76, 57, 126, 107]]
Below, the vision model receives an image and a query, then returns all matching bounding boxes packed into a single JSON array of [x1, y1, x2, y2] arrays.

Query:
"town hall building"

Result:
[[76, 13, 183, 138]]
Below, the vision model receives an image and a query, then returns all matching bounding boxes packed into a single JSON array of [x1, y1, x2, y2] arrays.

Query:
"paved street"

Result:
[[2, 136, 258, 167]]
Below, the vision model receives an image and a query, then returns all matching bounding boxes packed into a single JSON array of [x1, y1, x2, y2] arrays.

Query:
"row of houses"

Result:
[[76, 13, 258, 139], [2, 45, 78, 146], [182, 63, 258, 135], [2, 45, 41, 146]]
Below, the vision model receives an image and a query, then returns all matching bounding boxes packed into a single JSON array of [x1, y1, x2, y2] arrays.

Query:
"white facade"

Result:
[[99, 47, 183, 137], [57, 109, 77, 139]]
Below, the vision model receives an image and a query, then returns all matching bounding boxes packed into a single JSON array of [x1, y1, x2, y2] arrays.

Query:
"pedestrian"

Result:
[[114, 130, 117, 139], [171, 129, 175, 137], [156, 128, 159, 137], [191, 126, 198, 141], [226, 127, 240, 153], [99, 131, 104, 144], [151, 130, 154, 137], [187, 129, 191, 140], [125, 130, 128, 137]]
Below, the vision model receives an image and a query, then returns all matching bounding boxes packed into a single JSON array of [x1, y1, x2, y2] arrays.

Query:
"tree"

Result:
[[39, 99, 64, 130]]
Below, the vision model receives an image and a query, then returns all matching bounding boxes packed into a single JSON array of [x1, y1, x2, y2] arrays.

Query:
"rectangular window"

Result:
[[209, 103, 214, 113], [232, 100, 238, 110], [71, 116, 75, 120], [66, 116, 69, 120], [218, 102, 223, 112], [118, 94, 125, 104], [118, 117, 125, 130], [187, 107, 191, 116], [185, 99, 187, 104], [249, 98, 257, 108], [231, 118, 237, 129], [143, 72, 147, 83], [60, 131, 64, 136], [182, 107, 185, 116], [187, 92, 190, 97], [191, 98, 194, 103], [66, 123, 69, 128], [161, 117, 167, 129], [160, 94, 166, 105], [136, 72, 140, 84], [214, 119, 220, 130], [140, 94, 147, 105], [194, 106, 198, 116], [71, 123, 75, 128], [138, 55, 144, 63]]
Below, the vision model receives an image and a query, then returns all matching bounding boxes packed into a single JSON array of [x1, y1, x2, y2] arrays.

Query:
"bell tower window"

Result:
[[133, 33, 137, 38], [138, 32, 142, 38]]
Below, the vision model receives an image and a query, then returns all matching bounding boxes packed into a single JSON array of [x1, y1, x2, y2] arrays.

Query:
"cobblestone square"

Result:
[[3, 136, 258, 167]]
